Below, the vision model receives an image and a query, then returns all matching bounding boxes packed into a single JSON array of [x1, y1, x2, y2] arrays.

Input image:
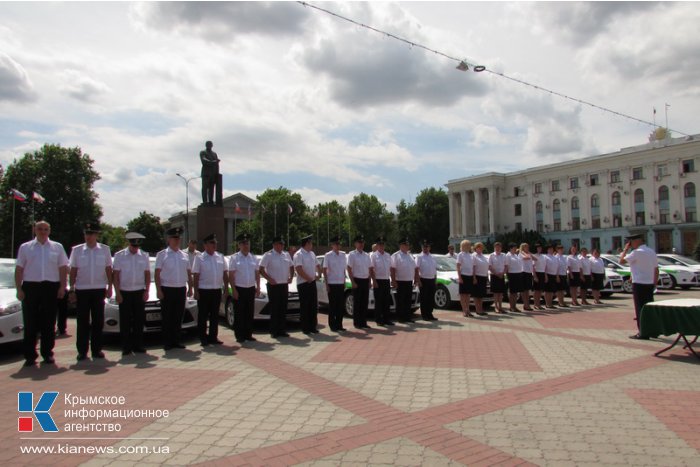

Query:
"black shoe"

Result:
[[122, 350, 132, 356], [134, 348, 147, 353], [303, 331, 312, 335], [247, 337, 257, 342], [275, 333, 290, 338], [338, 328, 347, 332], [361, 325, 372, 329], [175, 343, 186, 349], [385, 321, 395, 326], [426, 317, 438, 321], [310, 329, 320, 334], [42, 356, 55, 364], [77, 354, 88, 361], [163, 345, 173, 351], [92, 351, 105, 359], [210, 339, 224, 345], [236, 339, 246, 343], [629, 334, 650, 340], [24, 359, 36, 367], [201, 341, 210, 347]]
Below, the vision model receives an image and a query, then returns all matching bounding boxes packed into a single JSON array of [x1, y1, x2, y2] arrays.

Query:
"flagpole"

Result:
[[274, 204, 277, 237], [665, 103, 670, 131], [327, 207, 330, 245], [11, 197, 16, 258], [261, 206, 264, 253], [286, 205, 290, 244]]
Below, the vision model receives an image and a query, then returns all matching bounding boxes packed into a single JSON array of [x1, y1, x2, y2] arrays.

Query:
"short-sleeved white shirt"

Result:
[[579, 255, 592, 275], [520, 252, 534, 274], [457, 251, 474, 276], [391, 250, 416, 281], [416, 252, 437, 279], [192, 251, 226, 289], [506, 252, 523, 273], [545, 254, 559, 275], [533, 253, 547, 273], [113, 248, 150, 291], [16, 238, 69, 282], [347, 249, 371, 279], [293, 248, 317, 284], [155, 247, 190, 287], [370, 251, 392, 280], [69, 243, 112, 290], [625, 245, 658, 284], [489, 252, 506, 274], [473, 253, 489, 277], [324, 250, 347, 285], [566, 255, 582, 273], [557, 254, 568, 275], [259, 249, 293, 284], [228, 251, 259, 288], [590, 257, 605, 274]]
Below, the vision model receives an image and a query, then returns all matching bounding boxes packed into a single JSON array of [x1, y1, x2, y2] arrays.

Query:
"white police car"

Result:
[[0, 258, 23, 344]]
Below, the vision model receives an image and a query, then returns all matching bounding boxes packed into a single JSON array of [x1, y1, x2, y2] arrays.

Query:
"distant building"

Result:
[[166, 192, 256, 254], [446, 134, 700, 254]]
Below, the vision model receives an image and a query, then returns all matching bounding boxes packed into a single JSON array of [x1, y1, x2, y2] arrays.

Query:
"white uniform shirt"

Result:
[[534, 253, 547, 273], [489, 252, 506, 274], [16, 238, 69, 282], [590, 257, 605, 274], [259, 249, 293, 284], [370, 251, 392, 280], [473, 253, 490, 277], [113, 248, 150, 291], [69, 243, 112, 290], [457, 251, 474, 276], [155, 247, 190, 287], [566, 255, 582, 273], [520, 252, 534, 274], [324, 250, 347, 285], [192, 251, 226, 289], [187, 249, 201, 270], [228, 251, 259, 288], [416, 252, 437, 279], [506, 252, 523, 273], [294, 248, 317, 284], [625, 245, 658, 284], [545, 254, 559, 275], [446, 251, 458, 259], [579, 255, 592, 275], [347, 249, 371, 279], [391, 250, 416, 281], [557, 254, 568, 275]]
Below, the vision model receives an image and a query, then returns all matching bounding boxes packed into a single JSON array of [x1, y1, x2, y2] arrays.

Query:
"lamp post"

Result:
[[176, 173, 200, 243]]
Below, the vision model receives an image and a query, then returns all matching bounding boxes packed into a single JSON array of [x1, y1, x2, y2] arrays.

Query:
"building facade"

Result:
[[446, 134, 700, 254]]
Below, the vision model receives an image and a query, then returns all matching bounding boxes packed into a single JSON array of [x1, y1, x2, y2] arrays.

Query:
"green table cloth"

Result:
[[640, 298, 700, 337]]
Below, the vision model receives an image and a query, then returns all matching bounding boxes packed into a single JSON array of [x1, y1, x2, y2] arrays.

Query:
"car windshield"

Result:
[[0, 262, 14, 288], [601, 256, 623, 269], [657, 257, 678, 266], [149, 259, 156, 282], [435, 256, 457, 272], [670, 255, 700, 265]]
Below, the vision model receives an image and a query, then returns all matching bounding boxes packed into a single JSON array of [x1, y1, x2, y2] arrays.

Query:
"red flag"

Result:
[[11, 188, 27, 202], [33, 191, 45, 203], [235, 202, 241, 213], [288, 204, 293, 214]]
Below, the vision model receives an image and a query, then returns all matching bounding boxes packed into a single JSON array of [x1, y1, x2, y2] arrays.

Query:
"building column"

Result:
[[474, 189, 482, 236], [448, 193, 456, 237], [488, 187, 496, 234], [462, 190, 469, 236]]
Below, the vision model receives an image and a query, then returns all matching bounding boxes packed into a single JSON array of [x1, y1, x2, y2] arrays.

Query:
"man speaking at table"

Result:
[[620, 233, 658, 340]]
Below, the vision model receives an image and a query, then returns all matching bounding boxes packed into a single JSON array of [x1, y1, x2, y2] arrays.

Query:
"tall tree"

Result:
[[126, 211, 164, 255], [348, 193, 396, 251], [0, 144, 102, 255], [100, 223, 127, 253], [311, 201, 349, 248], [397, 188, 449, 252]]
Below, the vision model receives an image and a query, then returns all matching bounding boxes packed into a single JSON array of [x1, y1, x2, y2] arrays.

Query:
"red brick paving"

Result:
[[311, 329, 543, 371], [530, 309, 632, 330]]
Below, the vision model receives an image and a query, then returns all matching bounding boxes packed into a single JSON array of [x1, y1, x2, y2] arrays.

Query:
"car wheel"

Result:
[[344, 292, 354, 317], [669, 276, 678, 289], [225, 298, 235, 329], [622, 279, 633, 294], [434, 285, 450, 309], [681, 285, 691, 290]]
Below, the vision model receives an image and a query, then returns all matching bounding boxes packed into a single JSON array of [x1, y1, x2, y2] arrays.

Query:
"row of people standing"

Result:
[[453, 240, 609, 318]]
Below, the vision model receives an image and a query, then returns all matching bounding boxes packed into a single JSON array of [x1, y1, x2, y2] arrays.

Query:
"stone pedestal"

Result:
[[196, 205, 225, 253]]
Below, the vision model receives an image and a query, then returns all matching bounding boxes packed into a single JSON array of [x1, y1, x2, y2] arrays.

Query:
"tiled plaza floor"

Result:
[[2, 289, 699, 466]]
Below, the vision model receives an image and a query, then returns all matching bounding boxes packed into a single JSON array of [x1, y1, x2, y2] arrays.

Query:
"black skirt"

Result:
[[546, 274, 559, 292], [507, 272, 524, 294], [522, 272, 534, 291], [557, 275, 568, 291], [568, 274, 581, 287], [582, 274, 592, 289], [473, 275, 488, 298], [533, 272, 546, 291], [592, 272, 605, 291], [459, 275, 473, 295], [490, 275, 507, 294]]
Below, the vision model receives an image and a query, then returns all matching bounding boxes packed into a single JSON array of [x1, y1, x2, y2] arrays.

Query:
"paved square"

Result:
[[1, 289, 699, 466]]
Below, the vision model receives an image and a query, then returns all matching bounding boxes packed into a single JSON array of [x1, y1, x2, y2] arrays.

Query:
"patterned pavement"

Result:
[[1, 289, 699, 466]]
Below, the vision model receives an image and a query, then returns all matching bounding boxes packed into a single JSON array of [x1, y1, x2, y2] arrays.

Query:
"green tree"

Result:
[[494, 229, 547, 251], [0, 144, 102, 255], [100, 223, 127, 253], [311, 201, 349, 248], [397, 188, 449, 253], [126, 211, 164, 255], [348, 193, 395, 251]]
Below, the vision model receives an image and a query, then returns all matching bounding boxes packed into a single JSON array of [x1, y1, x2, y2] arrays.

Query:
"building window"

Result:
[[612, 191, 622, 227], [591, 237, 600, 251], [612, 236, 622, 252], [684, 182, 696, 222], [591, 194, 600, 229], [514, 204, 522, 216], [634, 189, 644, 203], [571, 196, 580, 230], [515, 222, 522, 232], [589, 174, 599, 186], [657, 164, 668, 178], [610, 170, 620, 183], [632, 167, 644, 180], [536, 221, 543, 233], [553, 199, 561, 232], [659, 186, 670, 224], [570, 177, 579, 189], [535, 201, 543, 233], [634, 188, 645, 225], [551, 180, 560, 192], [535, 201, 543, 214], [683, 159, 695, 173], [534, 183, 542, 194], [571, 197, 579, 209], [514, 187, 523, 197]]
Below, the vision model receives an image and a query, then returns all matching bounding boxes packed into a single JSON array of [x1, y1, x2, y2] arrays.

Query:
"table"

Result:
[[640, 298, 700, 359]]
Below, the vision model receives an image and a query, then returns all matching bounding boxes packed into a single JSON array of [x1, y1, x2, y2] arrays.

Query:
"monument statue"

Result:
[[200, 140, 221, 206]]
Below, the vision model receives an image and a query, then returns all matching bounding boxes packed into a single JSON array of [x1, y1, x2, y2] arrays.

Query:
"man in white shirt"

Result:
[[192, 233, 227, 347], [391, 237, 418, 323], [446, 244, 457, 259], [323, 236, 347, 332], [228, 233, 260, 343], [294, 235, 321, 335], [370, 236, 394, 326], [112, 232, 150, 356], [620, 233, 659, 339], [15, 220, 69, 366], [186, 239, 201, 270], [259, 236, 294, 338], [347, 235, 371, 329], [416, 239, 438, 321], [69, 222, 113, 361], [155, 227, 193, 350]]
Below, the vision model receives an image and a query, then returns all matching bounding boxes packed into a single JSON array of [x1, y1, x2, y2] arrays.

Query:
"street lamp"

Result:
[[176, 173, 200, 243]]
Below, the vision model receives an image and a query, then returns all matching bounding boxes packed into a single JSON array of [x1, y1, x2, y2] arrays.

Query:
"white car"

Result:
[[655, 256, 700, 289], [601, 255, 673, 293], [597, 268, 624, 297], [104, 258, 199, 334], [218, 277, 301, 329], [430, 254, 494, 309], [0, 258, 23, 344], [657, 254, 700, 271]]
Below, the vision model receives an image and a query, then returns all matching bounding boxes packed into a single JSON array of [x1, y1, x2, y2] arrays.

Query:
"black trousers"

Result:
[[396, 281, 414, 322], [632, 283, 655, 333], [119, 289, 145, 352], [298, 281, 318, 333], [76, 288, 106, 356], [57, 292, 68, 334], [352, 278, 370, 327], [267, 283, 288, 336], [419, 278, 436, 319], [21, 281, 59, 361], [197, 288, 221, 343], [374, 279, 391, 324], [161, 286, 186, 348], [327, 284, 345, 331], [234, 286, 256, 341]]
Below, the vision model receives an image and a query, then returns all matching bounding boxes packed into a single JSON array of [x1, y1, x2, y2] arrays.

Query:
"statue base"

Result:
[[196, 204, 225, 253]]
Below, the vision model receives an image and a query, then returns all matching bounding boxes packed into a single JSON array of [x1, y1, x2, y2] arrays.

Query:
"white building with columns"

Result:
[[446, 134, 700, 254]]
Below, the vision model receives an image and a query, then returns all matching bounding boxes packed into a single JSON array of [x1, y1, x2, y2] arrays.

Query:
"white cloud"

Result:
[[0, 52, 35, 102], [59, 69, 111, 102]]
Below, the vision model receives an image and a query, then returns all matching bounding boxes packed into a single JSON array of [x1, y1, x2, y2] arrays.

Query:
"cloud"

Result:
[[131, 1, 310, 42], [469, 124, 508, 148], [59, 69, 111, 102], [0, 52, 36, 102]]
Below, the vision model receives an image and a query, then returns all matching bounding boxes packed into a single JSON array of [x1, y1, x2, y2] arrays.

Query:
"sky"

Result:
[[1, 1, 698, 226]]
